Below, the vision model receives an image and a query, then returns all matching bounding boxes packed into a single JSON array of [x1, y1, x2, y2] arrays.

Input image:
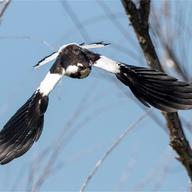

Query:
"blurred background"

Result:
[[0, 0, 192, 191]]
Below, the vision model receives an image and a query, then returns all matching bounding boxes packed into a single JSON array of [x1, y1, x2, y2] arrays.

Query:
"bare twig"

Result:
[[121, 0, 192, 181], [31, 81, 97, 192], [80, 109, 151, 192], [151, 7, 189, 81], [122, 0, 161, 70], [60, 1, 91, 41], [134, 147, 173, 191], [97, 0, 136, 46], [0, 0, 10, 22], [0, 35, 55, 51]]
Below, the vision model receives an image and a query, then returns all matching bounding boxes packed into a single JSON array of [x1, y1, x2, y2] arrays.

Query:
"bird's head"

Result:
[[34, 42, 109, 79], [57, 44, 100, 79]]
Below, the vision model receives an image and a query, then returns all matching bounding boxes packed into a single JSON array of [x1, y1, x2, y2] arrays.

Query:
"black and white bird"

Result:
[[1, 42, 192, 164]]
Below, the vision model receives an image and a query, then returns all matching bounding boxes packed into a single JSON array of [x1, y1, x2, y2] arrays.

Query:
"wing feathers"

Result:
[[0, 91, 48, 164], [80, 41, 110, 49], [116, 64, 192, 112], [34, 51, 58, 69]]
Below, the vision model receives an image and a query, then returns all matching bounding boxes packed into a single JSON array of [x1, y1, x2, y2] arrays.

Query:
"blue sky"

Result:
[[0, 1, 191, 191]]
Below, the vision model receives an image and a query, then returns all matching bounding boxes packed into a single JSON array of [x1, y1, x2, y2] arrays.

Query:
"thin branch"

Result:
[[0, 0, 10, 22], [122, 0, 161, 70], [121, 0, 192, 181], [80, 110, 151, 192], [0, 35, 56, 51], [134, 147, 173, 191], [60, 0, 91, 41], [31, 82, 97, 192], [97, 0, 136, 46], [150, 7, 189, 81]]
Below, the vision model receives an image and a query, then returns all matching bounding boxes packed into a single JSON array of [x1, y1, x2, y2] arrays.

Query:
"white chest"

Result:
[[65, 65, 79, 76]]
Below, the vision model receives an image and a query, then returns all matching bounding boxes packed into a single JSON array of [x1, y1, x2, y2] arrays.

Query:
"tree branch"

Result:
[[121, 0, 192, 181]]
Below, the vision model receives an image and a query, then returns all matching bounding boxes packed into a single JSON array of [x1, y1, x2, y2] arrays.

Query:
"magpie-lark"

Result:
[[0, 42, 192, 164]]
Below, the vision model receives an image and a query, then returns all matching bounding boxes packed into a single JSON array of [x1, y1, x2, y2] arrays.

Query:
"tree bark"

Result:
[[121, 0, 192, 181]]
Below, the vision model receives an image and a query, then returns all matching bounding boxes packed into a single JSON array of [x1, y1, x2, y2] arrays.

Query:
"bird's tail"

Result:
[[116, 63, 192, 112], [0, 91, 48, 164]]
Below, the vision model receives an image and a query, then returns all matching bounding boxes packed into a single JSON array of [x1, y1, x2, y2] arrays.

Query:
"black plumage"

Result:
[[1, 42, 192, 165], [116, 64, 192, 112], [0, 91, 48, 164]]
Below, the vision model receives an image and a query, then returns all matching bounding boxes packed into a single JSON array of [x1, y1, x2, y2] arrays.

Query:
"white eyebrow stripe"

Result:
[[34, 51, 59, 69], [80, 43, 108, 49], [37, 70, 65, 96], [93, 55, 120, 74]]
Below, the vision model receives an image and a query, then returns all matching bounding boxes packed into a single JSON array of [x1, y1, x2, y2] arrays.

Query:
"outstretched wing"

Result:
[[80, 41, 110, 49], [0, 91, 48, 164], [116, 64, 192, 112], [93, 55, 192, 112], [0, 49, 66, 164], [33, 51, 58, 69]]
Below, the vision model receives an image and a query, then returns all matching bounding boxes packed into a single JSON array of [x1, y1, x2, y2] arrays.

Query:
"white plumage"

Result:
[[38, 71, 65, 96]]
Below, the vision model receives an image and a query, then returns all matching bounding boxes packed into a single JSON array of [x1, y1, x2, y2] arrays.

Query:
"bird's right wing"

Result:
[[0, 91, 48, 164], [33, 51, 59, 69], [93, 56, 192, 112], [0, 63, 65, 164]]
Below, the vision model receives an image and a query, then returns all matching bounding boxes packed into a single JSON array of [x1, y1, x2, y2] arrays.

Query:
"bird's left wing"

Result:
[[80, 41, 110, 49], [93, 55, 192, 112]]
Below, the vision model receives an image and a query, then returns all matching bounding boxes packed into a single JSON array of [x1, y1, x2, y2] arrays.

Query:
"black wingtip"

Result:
[[94, 41, 110, 46], [33, 63, 39, 68], [0, 91, 49, 164], [79, 42, 85, 46], [33, 51, 57, 69], [79, 41, 110, 46], [116, 64, 192, 112]]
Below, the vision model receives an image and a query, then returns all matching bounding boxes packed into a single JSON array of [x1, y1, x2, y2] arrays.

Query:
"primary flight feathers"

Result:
[[0, 42, 192, 164]]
